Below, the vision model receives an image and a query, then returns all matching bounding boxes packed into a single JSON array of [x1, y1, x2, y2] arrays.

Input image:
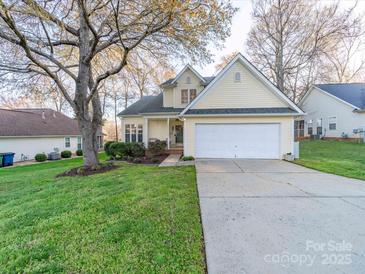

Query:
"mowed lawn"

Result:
[[0, 156, 205, 273], [295, 140, 365, 180]]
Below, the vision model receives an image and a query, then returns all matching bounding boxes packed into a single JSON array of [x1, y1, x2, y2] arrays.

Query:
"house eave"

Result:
[[0, 134, 82, 138], [180, 113, 305, 118]]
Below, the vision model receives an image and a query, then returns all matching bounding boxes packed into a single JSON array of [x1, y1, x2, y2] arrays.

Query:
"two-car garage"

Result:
[[195, 123, 281, 159], [183, 116, 294, 159]]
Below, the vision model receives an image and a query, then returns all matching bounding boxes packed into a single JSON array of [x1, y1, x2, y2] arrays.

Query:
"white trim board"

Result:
[[300, 86, 359, 110], [171, 64, 206, 85], [180, 53, 304, 116]]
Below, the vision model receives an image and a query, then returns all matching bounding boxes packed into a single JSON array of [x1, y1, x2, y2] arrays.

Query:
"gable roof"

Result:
[[314, 83, 365, 110], [180, 53, 304, 116], [118, 93, 184, 116], [160, 64, 214, 88], [0, 108, 81, 137]]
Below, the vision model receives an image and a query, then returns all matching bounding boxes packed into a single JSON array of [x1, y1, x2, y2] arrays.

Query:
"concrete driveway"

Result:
[[196, 159, 365, 274]]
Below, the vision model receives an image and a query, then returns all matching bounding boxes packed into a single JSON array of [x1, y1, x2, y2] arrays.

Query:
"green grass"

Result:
[[0, 155, 205, 273], [295, 140, 365, 180]]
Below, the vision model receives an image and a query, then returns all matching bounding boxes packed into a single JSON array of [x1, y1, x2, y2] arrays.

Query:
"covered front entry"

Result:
[[195, 123, 280, 159], [145, 117, 183, 149]]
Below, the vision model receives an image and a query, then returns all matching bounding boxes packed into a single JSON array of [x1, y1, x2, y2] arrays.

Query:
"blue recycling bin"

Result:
[[0, 153, 15, 167]]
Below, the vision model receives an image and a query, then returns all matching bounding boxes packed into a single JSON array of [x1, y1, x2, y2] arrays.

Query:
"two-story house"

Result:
[[118, 53, 304, 159]]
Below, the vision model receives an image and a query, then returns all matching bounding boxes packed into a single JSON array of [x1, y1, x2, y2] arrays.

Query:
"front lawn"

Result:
[[295, 140, 365, 180], [0, 156, 205, 273]]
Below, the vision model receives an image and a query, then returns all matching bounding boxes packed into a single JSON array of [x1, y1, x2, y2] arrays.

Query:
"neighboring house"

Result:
[[297, 84, 365, 140], [118, 53, 304, 159], [0, 108, 104, 162]]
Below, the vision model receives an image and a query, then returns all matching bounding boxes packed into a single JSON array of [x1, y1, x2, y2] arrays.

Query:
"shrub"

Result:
[[76, 149, 83, 156], [108, 142, 145, 158], [35, 153, 47, 162], [129, 142, 145, 157], [104, 141, 117, 156], [148, 139, 167, 156], [61, 150, 72, 158], [110, 142, 129, 158], [133, 158, 142, 164], [182, 156, 194, 161]]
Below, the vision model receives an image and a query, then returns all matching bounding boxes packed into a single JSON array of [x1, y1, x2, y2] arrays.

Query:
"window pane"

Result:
[[125, 134, 130, 142], [329, 123, 336, 130], [138, 124, 143, 142], [181, 89, 188, 103], [190, 89, 197, 101], [131, 125, 136, 142], [65, 137, 70, 148]]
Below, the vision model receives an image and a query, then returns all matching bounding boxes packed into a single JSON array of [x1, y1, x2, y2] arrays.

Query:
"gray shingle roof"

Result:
[[0, 108, 81, 137], [118, 93, 183, 116], [316, 83, 365, 109], [185, 107, 296, 115]]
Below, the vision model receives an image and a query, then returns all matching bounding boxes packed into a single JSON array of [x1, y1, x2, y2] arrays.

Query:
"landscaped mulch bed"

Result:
[[123, 153, 169, 164], [56, 163, 118, 177]]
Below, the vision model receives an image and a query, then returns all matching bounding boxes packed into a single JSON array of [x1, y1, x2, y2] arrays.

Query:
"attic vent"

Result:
[[186, 76, 191, 84], [234, 72, 241, 82]]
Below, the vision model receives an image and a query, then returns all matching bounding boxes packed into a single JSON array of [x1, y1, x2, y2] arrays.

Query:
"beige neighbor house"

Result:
[[0, 108, 104, 162], [118, 53, 304, 159]]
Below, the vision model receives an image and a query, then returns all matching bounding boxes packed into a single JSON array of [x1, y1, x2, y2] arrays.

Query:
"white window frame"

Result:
[[189, 89, 197, 102], [181, 89, 188, 104], [328, 116, 337, 131], [307, 119, 313, 135], [125, 124, 143, 143], [77, 136, 82, 150], [234, 72, 241, 82], [65, 137, 71, 148]]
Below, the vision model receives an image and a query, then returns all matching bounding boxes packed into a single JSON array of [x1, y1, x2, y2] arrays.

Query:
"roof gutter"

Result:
[[353, 109, 365, 113], [179, 112, 306, 118]]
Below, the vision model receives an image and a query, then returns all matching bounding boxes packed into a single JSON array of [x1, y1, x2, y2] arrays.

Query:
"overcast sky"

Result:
[[190, 0, 365, 76]]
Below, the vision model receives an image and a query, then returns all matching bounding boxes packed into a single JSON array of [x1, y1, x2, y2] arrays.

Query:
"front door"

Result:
[[175, 125, 183, 144]]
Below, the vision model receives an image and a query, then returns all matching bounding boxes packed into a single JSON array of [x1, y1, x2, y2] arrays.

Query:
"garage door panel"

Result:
[[195, 123, 280, 159]]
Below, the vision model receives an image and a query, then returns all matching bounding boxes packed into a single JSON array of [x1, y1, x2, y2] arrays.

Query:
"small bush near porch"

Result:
[[0, 156, 205, 273], [295, 140, 365, 180]]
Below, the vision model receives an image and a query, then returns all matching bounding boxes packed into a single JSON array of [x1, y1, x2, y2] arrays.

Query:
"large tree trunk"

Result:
[[79, 118, 99, 167], [74, 4, 100, 168]]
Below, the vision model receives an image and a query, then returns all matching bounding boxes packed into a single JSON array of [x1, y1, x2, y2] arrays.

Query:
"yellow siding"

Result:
[[172, 69, 204, 108], [120, 117, 144, 142], [193, 62, 286, 109], [148, 119, 169, 141], [163, 88, 173, 107], [183, 116, 294, 158]]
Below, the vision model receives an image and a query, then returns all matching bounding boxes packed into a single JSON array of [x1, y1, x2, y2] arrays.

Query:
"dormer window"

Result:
[[186, 76, 191, 84], [234, 72, 241, 82]]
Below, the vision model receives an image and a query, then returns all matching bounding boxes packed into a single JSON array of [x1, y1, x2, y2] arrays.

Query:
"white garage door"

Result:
[[195, 123, 280, 159]]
